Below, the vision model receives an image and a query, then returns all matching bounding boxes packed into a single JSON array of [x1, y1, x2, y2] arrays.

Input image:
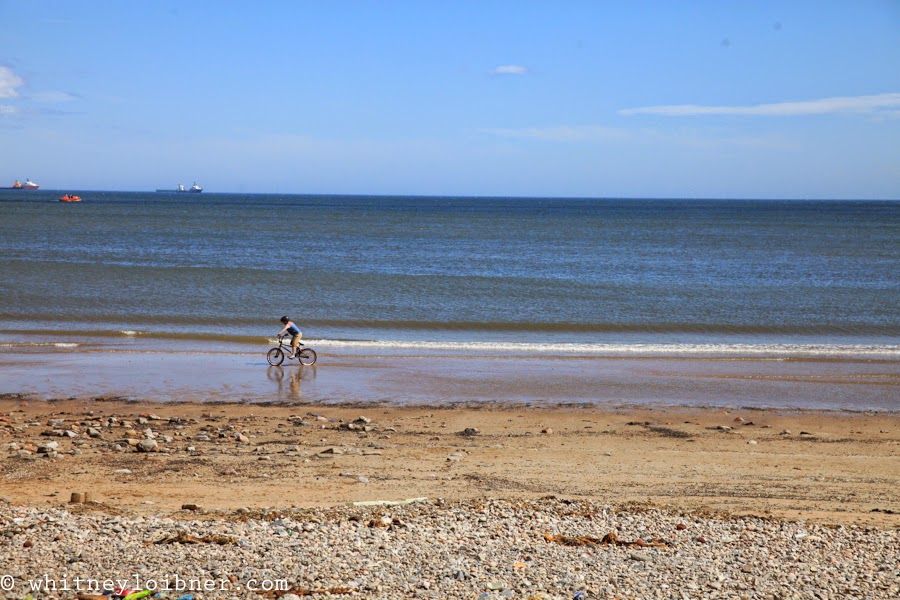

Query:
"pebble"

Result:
[[136, 438, 159, 452], [0, 497, 896, 599]]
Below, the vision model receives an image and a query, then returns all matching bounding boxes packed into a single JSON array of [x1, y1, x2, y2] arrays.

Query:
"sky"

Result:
[[1, 1, 898, 198]]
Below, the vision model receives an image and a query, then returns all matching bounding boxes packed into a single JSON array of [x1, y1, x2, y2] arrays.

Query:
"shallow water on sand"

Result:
[[3, 348, 897, 412]]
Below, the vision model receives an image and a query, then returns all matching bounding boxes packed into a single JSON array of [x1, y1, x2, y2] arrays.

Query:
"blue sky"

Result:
[[1, 1, 898, 198]]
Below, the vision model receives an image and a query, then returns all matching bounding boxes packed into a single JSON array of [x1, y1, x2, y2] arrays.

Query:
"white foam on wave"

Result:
[[0, 342, 80, 348], [313, 339, 900, 358], [120, 330, 143, 336]]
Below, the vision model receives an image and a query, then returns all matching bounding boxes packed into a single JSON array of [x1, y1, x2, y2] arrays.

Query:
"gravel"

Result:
[[1, 497, 897, 599]]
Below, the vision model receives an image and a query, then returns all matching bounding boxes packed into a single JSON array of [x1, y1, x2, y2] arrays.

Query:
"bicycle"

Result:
[[267, 334, 317, 366]]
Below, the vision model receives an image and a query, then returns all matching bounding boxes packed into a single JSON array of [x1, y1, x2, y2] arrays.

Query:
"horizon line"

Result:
[[2, 189, 897, 202]]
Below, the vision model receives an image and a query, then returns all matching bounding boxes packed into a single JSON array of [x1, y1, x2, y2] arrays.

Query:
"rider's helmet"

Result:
[[280, 316, 289, 324]]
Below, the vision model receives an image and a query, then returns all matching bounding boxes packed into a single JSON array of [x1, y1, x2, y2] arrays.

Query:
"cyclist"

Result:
[[277, 316, 302, 359]]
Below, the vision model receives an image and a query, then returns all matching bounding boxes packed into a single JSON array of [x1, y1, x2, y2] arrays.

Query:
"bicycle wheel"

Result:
[[266, 347, 285, 366], [298, 348, 317, 366]]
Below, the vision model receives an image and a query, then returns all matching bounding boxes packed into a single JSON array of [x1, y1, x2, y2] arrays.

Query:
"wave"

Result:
[[0, 328, 264, 344], [3, 336, 894, 358], [2, 328, 898, 359], [312, 339, 900, 358], [0, 342, 81, 348], [298, 319, 900, 337], [336, 316, 881, 338]]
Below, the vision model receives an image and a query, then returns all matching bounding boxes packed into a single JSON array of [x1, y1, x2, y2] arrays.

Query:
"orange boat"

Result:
[[59, 194, 82, 202]]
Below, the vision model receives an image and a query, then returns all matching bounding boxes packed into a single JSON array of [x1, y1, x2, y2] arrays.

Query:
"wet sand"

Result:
[[1, 347, 898, 411]]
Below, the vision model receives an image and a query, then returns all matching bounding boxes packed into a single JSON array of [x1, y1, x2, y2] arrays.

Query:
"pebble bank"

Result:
[[1, 497, 898, 599]]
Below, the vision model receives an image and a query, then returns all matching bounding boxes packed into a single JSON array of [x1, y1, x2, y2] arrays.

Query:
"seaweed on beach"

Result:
[[256, 587, 352, 597], [544, 531, 672, 548], [646, 425, 694, 439], [624, 421, 693, 439], [153, 532, 237, 545]]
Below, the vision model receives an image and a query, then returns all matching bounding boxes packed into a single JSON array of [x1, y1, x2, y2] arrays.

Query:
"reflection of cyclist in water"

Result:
[[277, 316, 302, 358], [267, 366, 302, 398]]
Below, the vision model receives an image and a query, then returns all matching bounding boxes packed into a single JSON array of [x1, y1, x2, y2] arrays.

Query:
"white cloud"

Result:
[[492, 65, 528, 75], [0, 105, 17, 116], [0, 66, 24, 99], [620, 93, 900, 117]]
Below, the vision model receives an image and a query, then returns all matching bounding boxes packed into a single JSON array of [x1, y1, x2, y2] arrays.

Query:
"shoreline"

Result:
[[2, 348, 898, 412], [4, 391, 900, 416]]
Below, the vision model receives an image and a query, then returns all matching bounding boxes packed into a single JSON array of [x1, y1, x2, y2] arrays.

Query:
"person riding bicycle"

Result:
[[277, 316, 302, 359]]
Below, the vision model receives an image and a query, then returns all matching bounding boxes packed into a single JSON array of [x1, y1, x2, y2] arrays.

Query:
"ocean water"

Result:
[[0, 191, 898, 359]]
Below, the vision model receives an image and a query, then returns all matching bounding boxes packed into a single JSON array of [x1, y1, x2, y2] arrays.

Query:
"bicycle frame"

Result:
[[276, 334, 305, 351]]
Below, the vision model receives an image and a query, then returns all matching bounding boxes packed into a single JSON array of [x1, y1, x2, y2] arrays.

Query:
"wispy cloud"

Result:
[[29, 91, 79, 103], [481, 124, 795, 150], [620, 93, 900, 117], [492, 65, 528, 76], [0, 66, 24, 98], [0, 66, 79, 117]]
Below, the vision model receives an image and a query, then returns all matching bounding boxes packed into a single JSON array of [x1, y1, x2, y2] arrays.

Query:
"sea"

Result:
[[1, 191, 898, 359]]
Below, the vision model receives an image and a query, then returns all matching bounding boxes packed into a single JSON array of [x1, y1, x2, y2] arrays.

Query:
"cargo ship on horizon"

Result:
[[2, 179, 40, 190], [156, 182, 202, 193]]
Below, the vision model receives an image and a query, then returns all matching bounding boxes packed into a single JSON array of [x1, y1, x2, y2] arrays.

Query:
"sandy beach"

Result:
[[1, 393, 899, 599], [2, 394, 897, 527]]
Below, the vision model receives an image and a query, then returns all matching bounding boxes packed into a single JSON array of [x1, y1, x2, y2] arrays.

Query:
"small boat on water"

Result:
[[3, 179, 40, 190], [58, 194, 81, 202], [155, 182, 203, 193]]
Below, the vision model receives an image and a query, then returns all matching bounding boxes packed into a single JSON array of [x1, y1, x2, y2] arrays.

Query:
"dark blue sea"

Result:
[[1, 191, 898, 360]]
